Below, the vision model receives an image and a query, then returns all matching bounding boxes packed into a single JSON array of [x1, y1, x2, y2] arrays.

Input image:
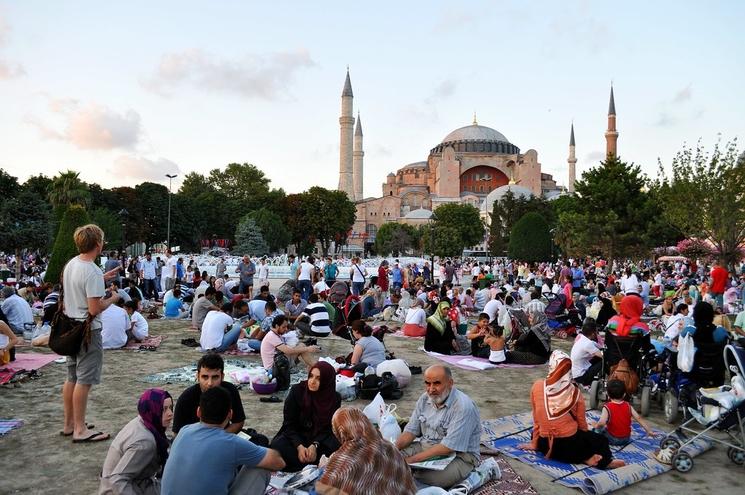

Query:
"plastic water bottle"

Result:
[[364, 365, 375, 376], [24, 326, 35, 342]]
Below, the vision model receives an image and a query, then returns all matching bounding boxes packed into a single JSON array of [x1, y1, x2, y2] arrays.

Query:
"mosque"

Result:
[[337, 70, 619, 253]]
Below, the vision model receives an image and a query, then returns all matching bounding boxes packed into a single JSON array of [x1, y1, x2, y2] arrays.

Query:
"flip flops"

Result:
[[259, 395, 282, 403], [72, 431, 110, 443], [59, 423, 95, 436]]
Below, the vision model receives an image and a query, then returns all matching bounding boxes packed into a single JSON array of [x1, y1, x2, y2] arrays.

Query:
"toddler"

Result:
[[592, 379, 655, 445]]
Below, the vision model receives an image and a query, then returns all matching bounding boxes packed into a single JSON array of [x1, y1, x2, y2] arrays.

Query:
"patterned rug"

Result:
[[474, 457, 538, 495], [481, 412, 713, 494], [142, 359, 306, 389], [423, 351, 545, 371], [122, 335, 165, 350], [0, 419, 24, 436]]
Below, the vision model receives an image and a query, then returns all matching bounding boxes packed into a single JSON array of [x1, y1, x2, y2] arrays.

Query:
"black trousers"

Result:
[[537, 429, 613, 469], [270, 433, 336, 473], [575, 357, 603, 386]]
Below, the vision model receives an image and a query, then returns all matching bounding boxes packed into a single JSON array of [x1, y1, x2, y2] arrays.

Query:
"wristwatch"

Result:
[[312, 441, 320, 449]]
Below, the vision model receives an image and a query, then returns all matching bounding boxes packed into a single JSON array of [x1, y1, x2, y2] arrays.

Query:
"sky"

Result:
[[1, 0, 743, 197]]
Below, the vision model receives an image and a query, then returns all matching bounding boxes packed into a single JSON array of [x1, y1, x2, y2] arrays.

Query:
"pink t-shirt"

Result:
[[261, 330, 284, 369]]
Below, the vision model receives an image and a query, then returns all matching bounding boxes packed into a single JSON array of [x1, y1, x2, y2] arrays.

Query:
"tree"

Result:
[[247, 208, 290, 253], [89, 207, 122, 250], [45, 205, 91, 284], [421, 224, 462, 257], [374, 222, 417, 256], [134, 182, 169, 249], [487, 192, 554, 257], [208, 163, 283, 212], [283, 187, 356, 256], [0, 168, 20, 200], [508, 212, 552, 262], [22, 174, 53, 200], [178, 171, 216, 198], [0, 191, 52, 279], [48, 170, 90, 208], [656, 139, 745, 270], [431, 203, 484, 255], [234, 216, 268, 255]]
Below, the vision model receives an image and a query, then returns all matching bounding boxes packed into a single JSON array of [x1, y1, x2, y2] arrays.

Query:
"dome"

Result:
[[482, 184, 533, 213], [403, 208, 433, 220], [399, 161, 427, 171], [441, 124, 510, 145]]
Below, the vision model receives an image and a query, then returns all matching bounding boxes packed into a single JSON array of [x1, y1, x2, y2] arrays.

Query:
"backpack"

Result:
[[608, 358, 639, 397], [272, 350, 291, 391]]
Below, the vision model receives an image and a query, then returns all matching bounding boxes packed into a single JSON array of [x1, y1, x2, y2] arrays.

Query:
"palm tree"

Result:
[[47, 170, 90, 208]]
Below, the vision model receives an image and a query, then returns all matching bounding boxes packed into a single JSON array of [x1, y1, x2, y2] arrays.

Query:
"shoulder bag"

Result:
[[48, 261, 93, 357]]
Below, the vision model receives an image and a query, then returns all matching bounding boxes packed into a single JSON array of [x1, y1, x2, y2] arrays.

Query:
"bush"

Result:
[[45, 205, 91, 284], [508, 212, 551, 263]]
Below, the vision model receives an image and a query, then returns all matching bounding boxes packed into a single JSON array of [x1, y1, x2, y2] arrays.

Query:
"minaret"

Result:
[[353, 112, 364, 201], [605, 84, 618, 158], [338, 69, 354, 199], [568, 122, 577, 193]]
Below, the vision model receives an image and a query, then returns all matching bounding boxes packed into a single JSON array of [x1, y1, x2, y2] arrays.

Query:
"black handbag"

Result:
[[48, 263, 93, 357], [272, 349, 291, 391]]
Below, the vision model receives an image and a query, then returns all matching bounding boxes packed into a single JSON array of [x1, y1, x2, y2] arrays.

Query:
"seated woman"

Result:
[[481, 307, 552, 365], [270, 361, 341, 472], [360, 289, 381, 319], [316, 407, 416, 495], [349, 320, 386, 372], [424, 301, 458, 355], [100, 388, 173, 495], [402, 299, 427, 337], [606, 294, 650, 338], [520, 351, 625, 470], [679, 301, 728, 387]]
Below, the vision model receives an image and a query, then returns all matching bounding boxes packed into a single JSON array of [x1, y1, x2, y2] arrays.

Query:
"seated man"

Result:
[[200, 302, 248, 353], [101, 301, 131, 349], [261, 315, 319, 370], [570, 318, 603, 385], [285, 290, 307, 321], [1, 286, 34, 335], [252, 285, 275, 303], [164, 288, 188, 319], [110, 280, 132, 303], [125, 278, 144, 301], [395, 365, 481, 489], [192, 287, 221, 331], [123, 300, 149, 343], [294, 293, 331, 337], [162, 386, 284, 495], [244, 300, 283, 351]]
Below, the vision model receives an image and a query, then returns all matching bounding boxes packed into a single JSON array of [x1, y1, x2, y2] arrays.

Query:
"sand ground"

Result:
[[1, 317, 744, 495]]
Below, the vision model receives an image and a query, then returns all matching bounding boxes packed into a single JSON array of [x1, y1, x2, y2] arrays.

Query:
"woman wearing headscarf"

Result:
[[594, 291, 616, 328], [679, 301, 728, 387], [606, 295, 649, 337], [316, 407, 416, 495], [99, 388, 173, 495], [424, 300, 458, 355], [270, 361, 341, 472], [506, 307, 552, 364], [520, 351, 625, 470]]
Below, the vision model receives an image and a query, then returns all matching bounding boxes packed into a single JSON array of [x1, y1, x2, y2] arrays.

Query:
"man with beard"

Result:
[[395, 365, 481, 489]]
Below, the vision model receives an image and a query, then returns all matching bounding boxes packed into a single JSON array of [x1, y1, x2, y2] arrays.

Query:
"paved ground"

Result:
[[1, 316, 743, 494]]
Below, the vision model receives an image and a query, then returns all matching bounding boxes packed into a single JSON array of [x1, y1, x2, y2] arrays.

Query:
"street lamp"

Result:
[[118, 208, 128, 256], [165, 174, 178, 250]]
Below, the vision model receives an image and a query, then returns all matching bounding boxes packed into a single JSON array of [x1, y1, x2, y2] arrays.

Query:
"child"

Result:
[[592, 379, 655, 445], [466, 313, 491, 358], [124, 299, 149, 343], [483, 324, 506, 364]]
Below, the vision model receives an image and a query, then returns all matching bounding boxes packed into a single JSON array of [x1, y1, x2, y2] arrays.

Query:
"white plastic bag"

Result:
[[284, 330, 299, 347], [336, 374, 357, 401], [376, 359, 412, 388], [378, 403, 401, 443], [677, 333, 695, 372], [363, 392, 386, 424]]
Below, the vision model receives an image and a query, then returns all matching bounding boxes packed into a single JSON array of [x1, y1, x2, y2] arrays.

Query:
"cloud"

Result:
[[655, 112, 677, 127], [584, 151, 606, 163], [673, 84, 692, 103], [142, 48, 315, 99], [110, 155, 181, 182], [0, 14, 25, 79], [30, 99, 142, 150], [424, 79, 457, 104]]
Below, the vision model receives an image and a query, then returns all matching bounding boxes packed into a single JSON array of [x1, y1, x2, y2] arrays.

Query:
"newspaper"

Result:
[[409, 453, 456, 471]]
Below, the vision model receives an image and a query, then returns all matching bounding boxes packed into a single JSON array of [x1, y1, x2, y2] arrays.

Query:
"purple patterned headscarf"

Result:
[[138, 388, 171, 466]]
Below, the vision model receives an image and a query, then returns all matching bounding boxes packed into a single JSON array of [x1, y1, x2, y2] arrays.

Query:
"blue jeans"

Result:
[[239, 280, 254, 295], [297, 279, 312, 301], [352, 282, 365, 296], [593, 427, 629, 446], [143, 279, 156, 299], [215, 323, 244, 352], [247, 339, 261, 351]]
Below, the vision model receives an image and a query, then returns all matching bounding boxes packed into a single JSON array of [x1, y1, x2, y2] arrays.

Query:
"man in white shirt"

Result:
[[101, 303, 131, 349], [139, 252, 158, 300], [296, 256, 316, 301], [257, 258, 270, 290], [571, 320, 603, 385], [200, 303, 246, 352], [620, 268, 639, 295], [164, 249, 178, 291], [350, 257, 367, 296], [483, 295, 503, 324]]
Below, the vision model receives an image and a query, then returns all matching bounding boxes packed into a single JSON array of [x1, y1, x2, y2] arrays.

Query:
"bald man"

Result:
[[395, 365, 482, 489]]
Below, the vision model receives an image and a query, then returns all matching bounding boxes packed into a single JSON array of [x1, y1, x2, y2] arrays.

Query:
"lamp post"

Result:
[[165, 174, 177, 250], [118, 208, 128, 256]]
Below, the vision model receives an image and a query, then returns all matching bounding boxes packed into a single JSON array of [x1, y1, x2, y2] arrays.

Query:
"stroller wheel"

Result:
[[672, 450, 693, 473], [589, 380, 601, 410], [640, 386, 651, 417], [660, 436, 681, 451], [727, 447, 745, 465], [664, 391, 679, 424]]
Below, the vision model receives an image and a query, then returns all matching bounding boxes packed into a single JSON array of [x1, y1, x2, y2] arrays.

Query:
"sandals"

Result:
[[138, 345, 157, 351], [259, 396, 281, 403], [72, 431, 110, 443], [654, 447, 675, 465], [60, 423, 95, 436]]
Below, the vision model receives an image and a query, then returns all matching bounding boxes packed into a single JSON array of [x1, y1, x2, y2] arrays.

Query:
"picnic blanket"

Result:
[[0, 419, 24, 436], [481, 411, 713, 494], [123, 335, 165, 350], [474, 456, 538, 495], [0, 352, 60, 384], [423, 351, 545, 370], [142, 359, 306, 390]]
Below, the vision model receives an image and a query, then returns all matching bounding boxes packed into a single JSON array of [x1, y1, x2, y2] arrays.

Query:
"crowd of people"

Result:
[[3, 230, 745, 494]]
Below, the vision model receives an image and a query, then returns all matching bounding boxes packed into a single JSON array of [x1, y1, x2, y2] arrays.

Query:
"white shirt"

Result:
[[483, 299, 503, 323], [313, 281, 329, 293], [571, 334, 601, 378], [129, 311, 149, 340], [664, 314, 686, 340], [351, 264, 367, 283], [162, 289, 175, 305], [166, 256, 178, 278], [405, 307, 427, 327], [471, 265, 481, 277], [298, 261, 314, 281], [621, 274, 639, 294], [200, 311, 234, 350], [258, 263, 270, 280], [101, 305, 130, 349]]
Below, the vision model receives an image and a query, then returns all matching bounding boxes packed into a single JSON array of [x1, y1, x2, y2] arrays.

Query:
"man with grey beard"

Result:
[[395, 365, 482, 489]]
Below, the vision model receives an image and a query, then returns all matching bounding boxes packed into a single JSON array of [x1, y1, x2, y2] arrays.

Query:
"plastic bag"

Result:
[[284, 330, 299, 347], [363, 392, 386, 424], [376, 359, 412, 388], [379, 403, 401, 443], [33, 323, 51, 339], [677, 333, 695, 372], [336, 374, 357, 401]]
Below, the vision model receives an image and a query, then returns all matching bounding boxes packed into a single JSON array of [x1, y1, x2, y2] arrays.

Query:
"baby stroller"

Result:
[[659, 344, 745, 472], [662, 339, 727, 423], [544, 293, 580, 337], [332, 295, 361, 341], [588, 331, 655, 416]]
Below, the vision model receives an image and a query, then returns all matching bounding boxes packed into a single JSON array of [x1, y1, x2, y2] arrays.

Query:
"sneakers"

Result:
[[476, 456, 501, 481]]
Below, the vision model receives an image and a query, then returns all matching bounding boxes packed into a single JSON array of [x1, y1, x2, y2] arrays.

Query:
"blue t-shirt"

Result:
[[161, 423, 267, 495], [391, 267, 403, 284], [164, 298, 183, 317]]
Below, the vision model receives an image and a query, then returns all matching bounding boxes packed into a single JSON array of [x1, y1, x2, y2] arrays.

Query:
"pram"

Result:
[[588, 331, 655, 416], [332, 295, 361, 341], [544, 293, 580, 336], [659, 344, 745, 472]]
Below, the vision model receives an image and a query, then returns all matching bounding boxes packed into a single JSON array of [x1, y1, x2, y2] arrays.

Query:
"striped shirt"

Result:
[[300, 302, 331, 335]]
